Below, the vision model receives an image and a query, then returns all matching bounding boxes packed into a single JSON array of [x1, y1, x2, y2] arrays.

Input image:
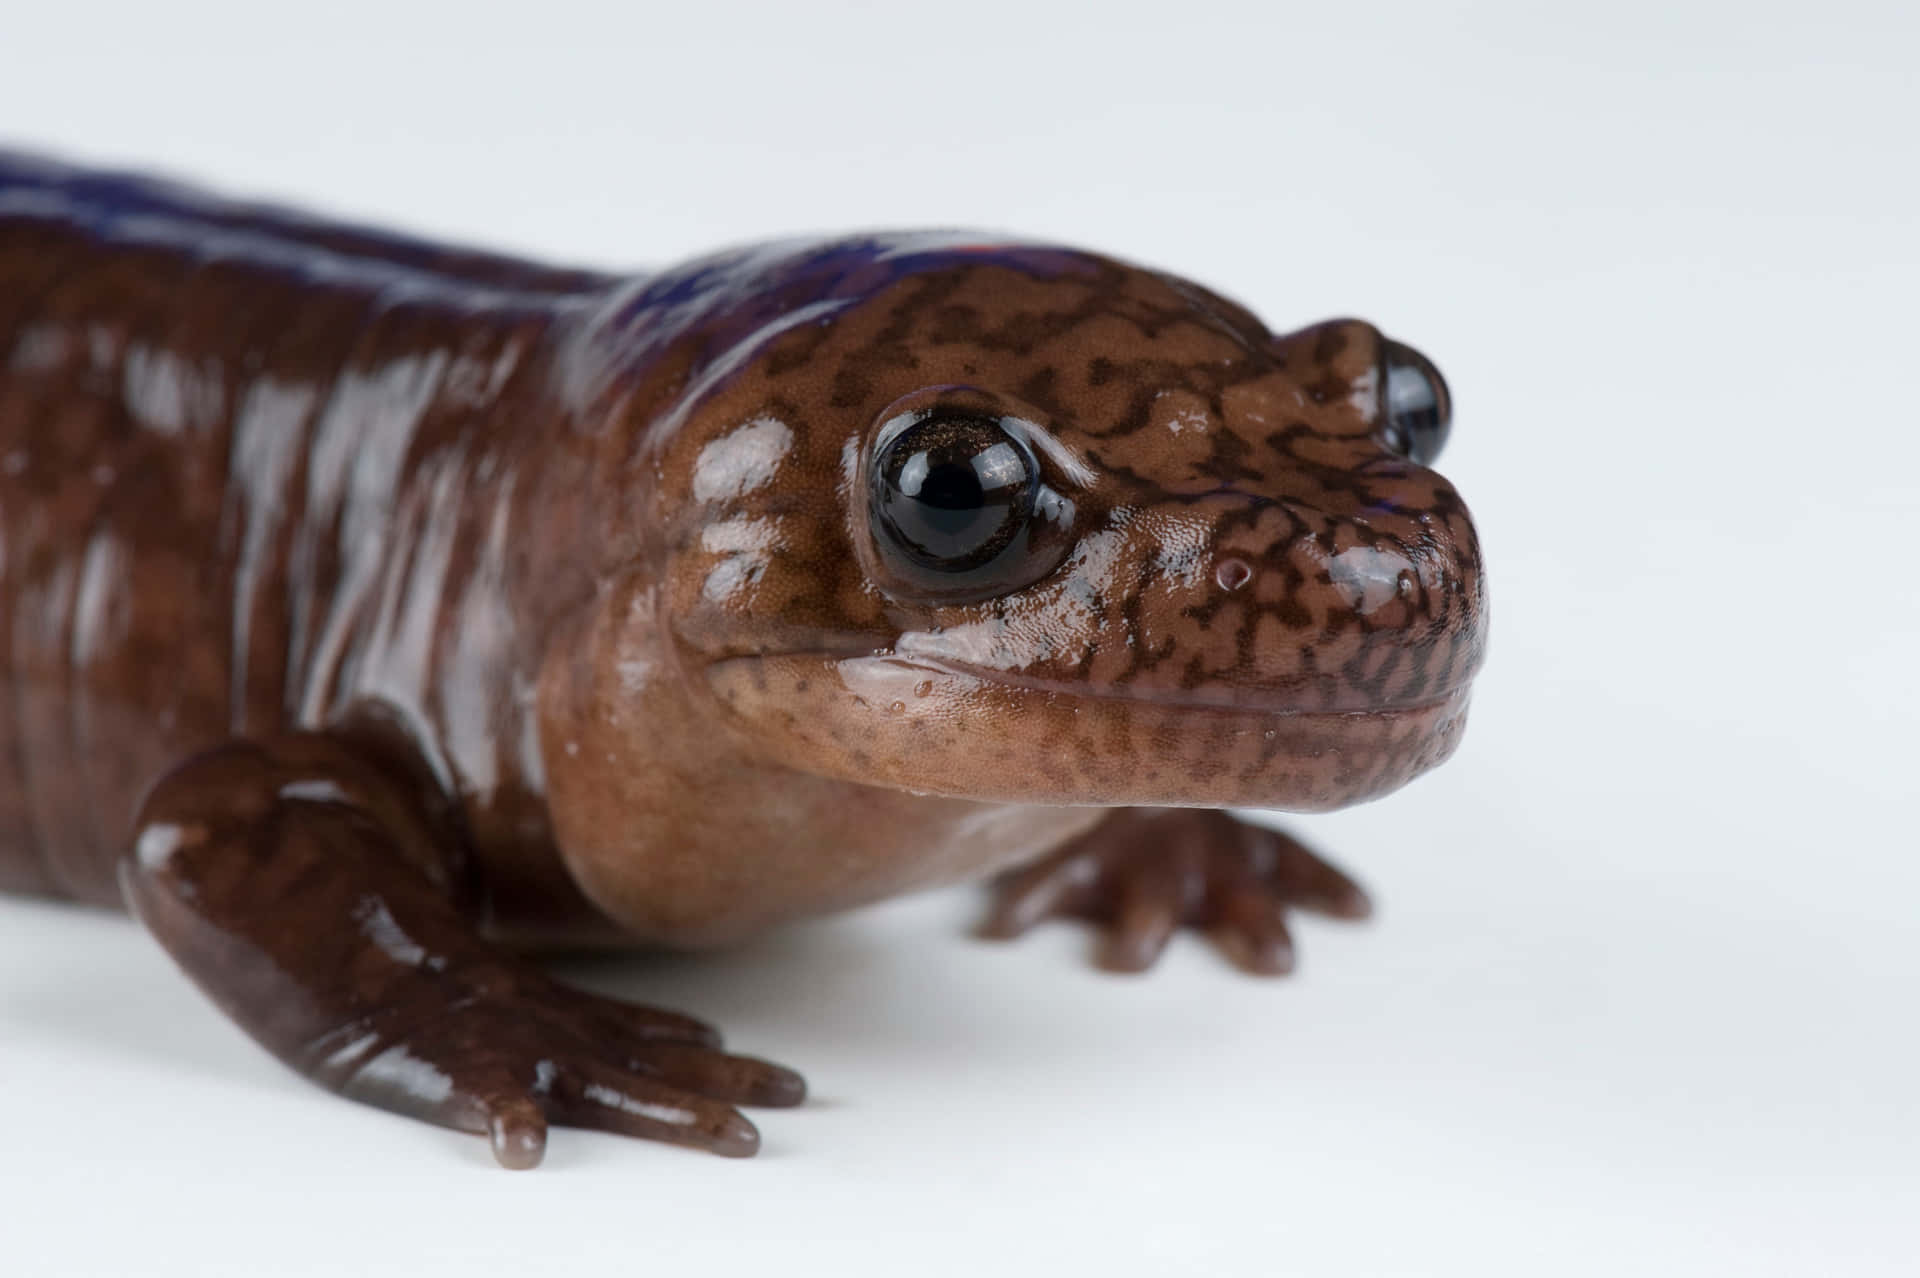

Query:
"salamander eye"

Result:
[[872, 413, 1037, 574], [1379, 339, 1452, 464]]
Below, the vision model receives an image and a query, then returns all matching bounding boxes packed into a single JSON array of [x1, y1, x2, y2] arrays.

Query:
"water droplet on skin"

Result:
[[888, 701, 906, 714], [913, 680, 933, 698], [1214, 557, 1253, 592]]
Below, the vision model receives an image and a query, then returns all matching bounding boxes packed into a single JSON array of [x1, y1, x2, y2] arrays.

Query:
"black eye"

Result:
[[1380, 339, 1452, 464], [872, 414, 1037, 574]]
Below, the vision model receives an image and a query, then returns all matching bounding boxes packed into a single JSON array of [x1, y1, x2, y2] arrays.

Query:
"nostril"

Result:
[[1214, 557, 1253, 592]]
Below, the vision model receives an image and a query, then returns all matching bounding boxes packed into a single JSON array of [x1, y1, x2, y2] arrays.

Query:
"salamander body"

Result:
[[0, 152, 1486, 1165]]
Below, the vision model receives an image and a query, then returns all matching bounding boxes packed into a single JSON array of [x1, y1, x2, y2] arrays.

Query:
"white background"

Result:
[[2, 2, 1916, 1274]]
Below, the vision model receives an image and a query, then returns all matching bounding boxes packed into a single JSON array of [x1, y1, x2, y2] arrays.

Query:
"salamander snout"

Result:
[[1111, 482, 1487, 713]]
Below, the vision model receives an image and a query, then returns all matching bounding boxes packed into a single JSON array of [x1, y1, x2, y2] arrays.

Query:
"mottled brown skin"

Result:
[[0, 154, 1486, 1166]]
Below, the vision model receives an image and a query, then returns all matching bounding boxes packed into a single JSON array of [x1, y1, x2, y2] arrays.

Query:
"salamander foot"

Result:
[[123, 733, 804, 1169], [980, 808, 1372, 974], [309, 971, 806, 1169]]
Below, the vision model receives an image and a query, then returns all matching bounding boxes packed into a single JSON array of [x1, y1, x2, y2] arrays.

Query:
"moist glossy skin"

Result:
[[0, 153, 1486, 1166]]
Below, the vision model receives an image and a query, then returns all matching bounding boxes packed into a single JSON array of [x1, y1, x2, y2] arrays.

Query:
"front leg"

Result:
[[980, 808, 1372, 974], [120, 733, 802, 1169]]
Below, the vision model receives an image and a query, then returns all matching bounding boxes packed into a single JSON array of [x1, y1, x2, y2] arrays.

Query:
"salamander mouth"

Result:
[[848, 652, 1464, 718], [705, 651, 1474, 811]]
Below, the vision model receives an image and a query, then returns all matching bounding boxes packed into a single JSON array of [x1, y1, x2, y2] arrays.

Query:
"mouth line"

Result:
[[712, 649, 1467, 720]]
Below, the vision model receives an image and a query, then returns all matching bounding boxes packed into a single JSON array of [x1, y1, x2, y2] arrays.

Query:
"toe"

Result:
[[625, 1042, 807, 1108], [487, 1097, 549, 1170], [1264, 832, 1374, 919], [980, 849, 1101, 939], [1097, 865, 1183, 973], [560, 1063, 764, 1157], [1212, 888, 1297, 976]]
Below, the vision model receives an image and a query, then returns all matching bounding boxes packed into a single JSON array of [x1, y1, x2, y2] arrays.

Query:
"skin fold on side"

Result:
[[0, 152, 1486, 1167]]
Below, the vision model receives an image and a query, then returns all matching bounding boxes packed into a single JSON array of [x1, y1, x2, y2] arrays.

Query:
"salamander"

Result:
[[0, 151, 1487, 1168]]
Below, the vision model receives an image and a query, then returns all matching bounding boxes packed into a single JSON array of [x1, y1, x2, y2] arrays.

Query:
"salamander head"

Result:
[[618, 234, 1486, 810]]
